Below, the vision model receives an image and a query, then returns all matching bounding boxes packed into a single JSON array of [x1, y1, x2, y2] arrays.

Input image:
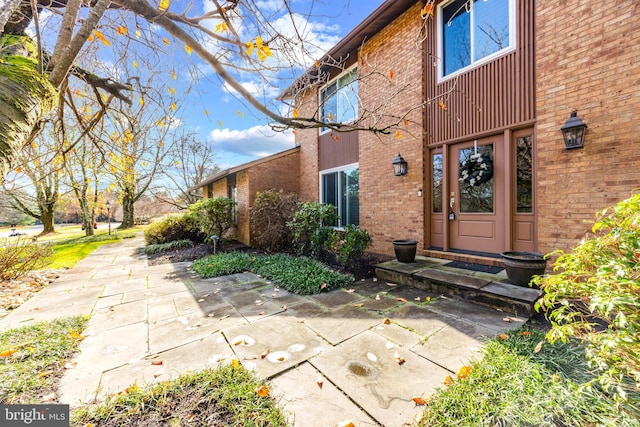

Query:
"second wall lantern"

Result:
[[561, 110, 588, 149], [392, 153, 408, 176]]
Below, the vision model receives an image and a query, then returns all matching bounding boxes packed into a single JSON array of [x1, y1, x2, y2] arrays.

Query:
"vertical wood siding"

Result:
[[319, 130, 359, 170], [425, 0, 535, 145]]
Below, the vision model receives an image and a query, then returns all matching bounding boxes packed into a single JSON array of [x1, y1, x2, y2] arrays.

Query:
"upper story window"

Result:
[[439, 0, 514, 78], [320, 67, 358, 133]]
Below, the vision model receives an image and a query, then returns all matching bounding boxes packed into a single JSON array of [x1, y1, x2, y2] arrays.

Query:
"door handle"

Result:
[[449, 194, 456, 220]]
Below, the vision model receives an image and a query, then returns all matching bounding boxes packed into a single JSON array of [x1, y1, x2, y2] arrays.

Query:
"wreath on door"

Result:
[[459, 153, 494, 187]]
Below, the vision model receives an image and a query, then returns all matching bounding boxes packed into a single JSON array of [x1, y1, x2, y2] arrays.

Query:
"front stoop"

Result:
[[375, 257, 541, 317]]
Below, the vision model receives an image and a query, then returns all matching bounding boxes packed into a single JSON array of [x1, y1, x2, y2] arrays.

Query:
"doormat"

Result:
[[444, 261, 503, 274]]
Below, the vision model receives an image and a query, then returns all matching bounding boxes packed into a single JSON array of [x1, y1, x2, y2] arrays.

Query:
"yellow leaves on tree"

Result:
[[438, 100, 448, 111], [170, 70, 177, 80], [93, 30, 110, 46], [162, 37, 170, 46], [116, 26, 127, 35], [389, 70, 395, 80], [245, 36, 272, 61], [396, 130, 403, 140], [158, 0, 169, 12], [215, 22, 228, 33], [132, 60, 138, 68], [171, 102, 176, 111], [422, 3, 434, 18], [292, 108, 299, 118], [184, 44, 192, 55]]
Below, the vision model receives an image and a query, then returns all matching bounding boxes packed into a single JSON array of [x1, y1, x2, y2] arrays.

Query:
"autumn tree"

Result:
[[154, 129, 220, 210], [0, 0, 427, 182]]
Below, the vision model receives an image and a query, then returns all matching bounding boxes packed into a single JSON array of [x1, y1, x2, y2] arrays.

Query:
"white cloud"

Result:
[[208, 124, 295, 158]]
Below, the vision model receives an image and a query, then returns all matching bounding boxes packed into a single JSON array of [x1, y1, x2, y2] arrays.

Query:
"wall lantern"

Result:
[[392, 153, 408, 176], [561, 110, 587, 149]]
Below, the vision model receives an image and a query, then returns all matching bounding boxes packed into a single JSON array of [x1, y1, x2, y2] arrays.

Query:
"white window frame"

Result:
[[319, 65, 359, 135], [437, 0, 516, 82], [319, 162, 359, 228]]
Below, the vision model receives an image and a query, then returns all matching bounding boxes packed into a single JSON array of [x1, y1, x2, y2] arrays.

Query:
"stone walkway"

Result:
[[0, 237, 527, 427]]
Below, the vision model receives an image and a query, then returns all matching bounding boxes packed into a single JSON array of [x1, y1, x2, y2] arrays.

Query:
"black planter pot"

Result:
[[393, 239, 418, 263], [500, 251, 547, 287]]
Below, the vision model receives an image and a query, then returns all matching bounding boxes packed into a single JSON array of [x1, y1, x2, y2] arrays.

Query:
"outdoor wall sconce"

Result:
[[392, 153, 408, 176], [561, 110, 587, 149]]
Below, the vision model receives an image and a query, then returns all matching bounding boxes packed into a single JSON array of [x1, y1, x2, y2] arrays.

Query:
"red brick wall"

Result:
[[294, 88, 320, 202], [235, 171, 250, 244], [536, 0, 640, 253], [211, 179, 227, 198], [358, 2, 425, 256]]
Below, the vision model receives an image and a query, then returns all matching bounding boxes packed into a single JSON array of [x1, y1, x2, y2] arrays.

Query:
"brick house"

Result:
[[195, 0, 640, 261]]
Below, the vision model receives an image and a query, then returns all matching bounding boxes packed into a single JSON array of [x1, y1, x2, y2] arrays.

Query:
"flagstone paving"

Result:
[[0, 236, 528, 426]]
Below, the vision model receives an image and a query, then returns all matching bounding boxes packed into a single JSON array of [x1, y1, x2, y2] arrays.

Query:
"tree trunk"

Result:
[[0, 35, 58, 178], [40, 204, 55, 234], [120, 192, 135, 229]]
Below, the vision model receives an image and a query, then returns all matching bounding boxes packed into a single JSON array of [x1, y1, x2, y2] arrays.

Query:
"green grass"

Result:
[[72, 364, 288, 427], [0, 316, 90, 404], [191, 251, 354, 294], [46, 234, 123, 269], [418, 327, 639, 426]]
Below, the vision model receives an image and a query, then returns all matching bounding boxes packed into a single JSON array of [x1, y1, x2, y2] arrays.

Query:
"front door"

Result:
[[448, 137, 505, 254]]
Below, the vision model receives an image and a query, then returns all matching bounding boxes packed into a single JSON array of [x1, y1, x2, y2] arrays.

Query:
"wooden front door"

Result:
[[447, 137, 505, 254]]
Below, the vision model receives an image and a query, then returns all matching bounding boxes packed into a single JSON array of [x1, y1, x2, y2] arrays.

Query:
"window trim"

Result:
[[437, 0, 517, 82], [318, 65, 359, 135], [319, 162, 359, 228]]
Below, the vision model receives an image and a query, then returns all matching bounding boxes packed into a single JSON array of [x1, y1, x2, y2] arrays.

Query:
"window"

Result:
[[440, 0, 514, 77], [433, 153, 443, 213], [516, 136, 533, 213], [320, 165, 359, 227], [320, 67, 358, 133]]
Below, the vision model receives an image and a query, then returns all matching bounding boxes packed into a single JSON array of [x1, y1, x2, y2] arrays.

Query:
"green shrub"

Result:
[[145, 239, 195, 255], [144, 214, 204, 245], [534, 193, 640, 405], [191, 252, 353, 294], [329, 225, 373, 267], [187, 197, 236, 241], [288, 202, 337, 256], [250, 190, 300, 252], [0, 237, 52, 280]]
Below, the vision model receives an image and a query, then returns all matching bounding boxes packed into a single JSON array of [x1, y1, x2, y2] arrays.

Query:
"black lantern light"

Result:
[[105, 200, 112, 235], [561, 110, 587, 149], [392, 153, 408, 176]]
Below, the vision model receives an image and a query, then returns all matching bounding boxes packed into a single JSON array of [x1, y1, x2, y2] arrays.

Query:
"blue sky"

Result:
[[179, 0, 386, 169]]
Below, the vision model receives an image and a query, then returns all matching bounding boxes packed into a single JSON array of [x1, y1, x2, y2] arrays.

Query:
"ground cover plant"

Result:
[[0, 316, 89, 404], [417, 327, 638, 427], [191, 251, 354, 294], [72, 364, 288, 427]]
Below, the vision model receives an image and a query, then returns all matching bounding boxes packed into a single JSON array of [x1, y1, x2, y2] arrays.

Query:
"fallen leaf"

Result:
[[534, 341, 544, 353], [396, 297, 407, 303], [151, 360, 164, 366], [260, 350, 270, 359], [153, 367, 165, 378], [255, 300, 263, 306], [316, 375, 324, 389], [412, 396, 427, 406], [389, 69, 395, 80], [64, 361, 78, 369], [219, 314, 230, 320], [232, 359, 240, 369], [386, 282, 398, 287], [375, 294, 381, 301], [499, 333, 509, 340], [457, 365, 472, 379], [383, 318, 391, 325], [520, 331, 532, 337], [353, 303, 363, 307], [414, 297, 421, 301], [502, 317, 512, 323], [320, 283, 327, 291], [443, 375, 453, 386], [0, 349, 17, 358], [336, 421, 355, 427], [394, 352, 405, 365], [277, 356, 285, 362], [255, 385, 270, 397], [372, 277, 378, 282], [197, 298, 205, 302], [345, 288, 355, 293]]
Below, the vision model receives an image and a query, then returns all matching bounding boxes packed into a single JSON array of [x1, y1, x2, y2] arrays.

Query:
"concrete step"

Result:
[[374, 257, 541, 317]]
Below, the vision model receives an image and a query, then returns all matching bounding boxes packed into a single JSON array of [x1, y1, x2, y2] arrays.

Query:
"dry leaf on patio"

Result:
[[336, 421, 355, 427], [261, 350, 270, 359], [396, 297, 407, 303], [320, 283, 327, 290], [255, 385, 270, 397], [372, 277, 378, 282], [316, 375, 324, 389], [386, 282, 398, 286], [197, 298, 205, 302], [151, 360, 164, 366], [414, 297, 421, 301], [383, 318, 391, 325], [443, 375, 453, 385], [534, 341, 544, 353], [375, 294, 381, 300], [412, 396, 427, 405], [353, 303, 363, 307], [499, 333, 509, 340], [153, 368, 165, 378], [64, 361, 77, 369], [255, 300, 263, 306], [394, 352, 405, 365], [219, 314, 230, 320], [502, 317, 512, 322], [345, 289, 355, 293]]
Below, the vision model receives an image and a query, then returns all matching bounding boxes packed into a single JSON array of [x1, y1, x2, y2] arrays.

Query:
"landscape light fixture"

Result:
[[561, 110, 587, 149], [392, 153, 408, 176], [106, 200, 112, 235]]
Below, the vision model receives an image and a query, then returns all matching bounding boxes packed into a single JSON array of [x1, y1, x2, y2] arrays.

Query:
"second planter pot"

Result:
[[393, 239, 418, 263]]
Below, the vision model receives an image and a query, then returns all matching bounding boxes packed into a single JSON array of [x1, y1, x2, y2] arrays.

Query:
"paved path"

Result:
[[0, 237, 527, 427]]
